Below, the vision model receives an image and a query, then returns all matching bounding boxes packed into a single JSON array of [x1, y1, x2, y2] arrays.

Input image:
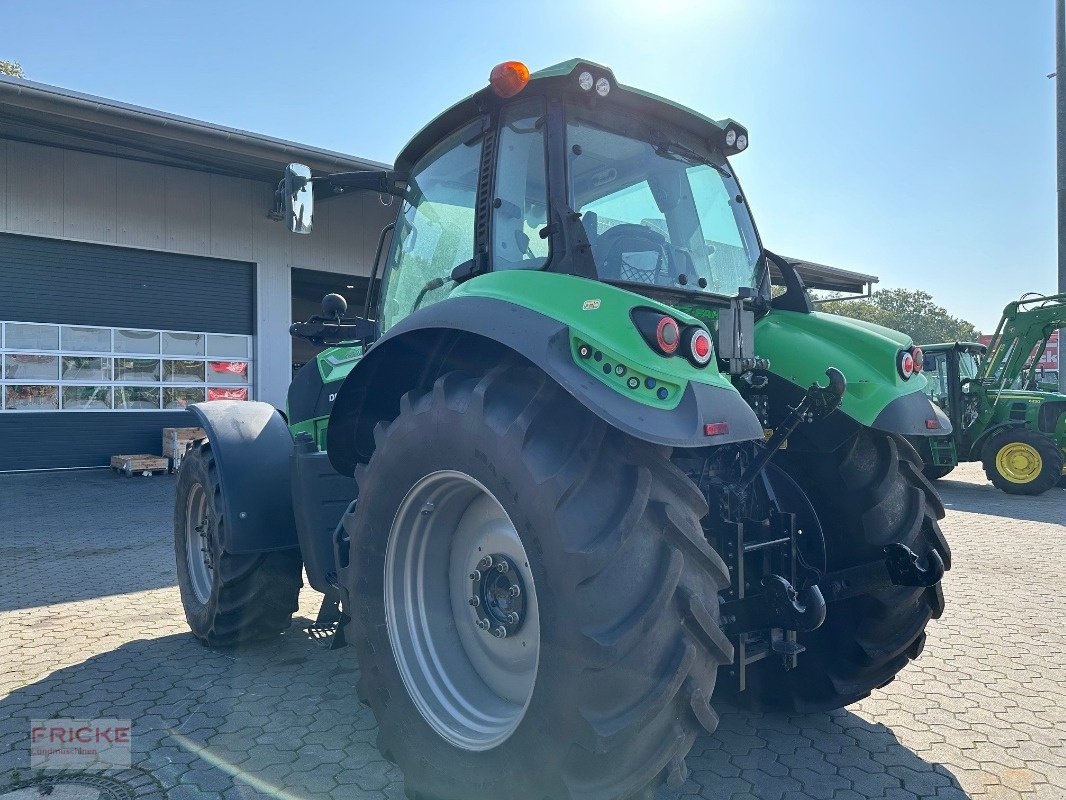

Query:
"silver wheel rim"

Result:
[[385, 470, 540, 751], [184, 482, 214, 605]]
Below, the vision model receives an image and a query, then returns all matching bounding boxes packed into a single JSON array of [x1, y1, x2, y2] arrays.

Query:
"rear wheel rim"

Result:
[[995, 442, 1042, 483], [384, 470, 540, 752], [184, 482, 214, 604]]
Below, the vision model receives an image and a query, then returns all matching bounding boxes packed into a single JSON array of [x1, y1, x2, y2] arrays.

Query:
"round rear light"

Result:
[[912, 347, 924, 373], [655, 316, 680, 354], [689, 328, 713, 365], [898, 350, 915, 380]]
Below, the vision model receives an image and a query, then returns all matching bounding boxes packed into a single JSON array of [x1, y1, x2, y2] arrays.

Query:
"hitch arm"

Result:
[[821, 543, 945, 604], [720, 575, 827, 635]]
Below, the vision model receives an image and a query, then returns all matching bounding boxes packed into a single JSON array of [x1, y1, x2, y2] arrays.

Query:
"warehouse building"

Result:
[[0, 75, 393, 470]]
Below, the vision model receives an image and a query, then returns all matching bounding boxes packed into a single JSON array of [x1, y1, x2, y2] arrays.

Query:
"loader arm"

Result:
[[980, 293, 1066, 390]]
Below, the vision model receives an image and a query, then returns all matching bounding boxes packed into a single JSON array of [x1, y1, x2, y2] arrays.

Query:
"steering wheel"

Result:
[[596, 224, 676, 285]]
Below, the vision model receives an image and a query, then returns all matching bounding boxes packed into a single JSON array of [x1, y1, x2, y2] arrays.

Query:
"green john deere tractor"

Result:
[[174, 59, 951, 800], [911, 292, 1066, 495]]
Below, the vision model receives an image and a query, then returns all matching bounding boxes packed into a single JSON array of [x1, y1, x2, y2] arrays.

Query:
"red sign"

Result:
[[207, 387, 248, 401], [980, 331, 1058, 370], [209, 361, 248, 375]]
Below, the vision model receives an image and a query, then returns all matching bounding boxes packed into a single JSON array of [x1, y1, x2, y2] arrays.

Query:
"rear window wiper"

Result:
[[655, 140, 732, 178]]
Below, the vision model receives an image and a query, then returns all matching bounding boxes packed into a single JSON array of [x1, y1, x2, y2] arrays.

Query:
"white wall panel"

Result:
[[0, 140, 7, 230], [63, 150, 117, 243], [7, 141, 64, 237], [116, 160, 166, 249], [164, 167, 211, 255], [209, 174, 253, 261]]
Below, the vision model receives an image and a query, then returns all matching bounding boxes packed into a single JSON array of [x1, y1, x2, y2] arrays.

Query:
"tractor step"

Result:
[[304, 588, 348, 650]]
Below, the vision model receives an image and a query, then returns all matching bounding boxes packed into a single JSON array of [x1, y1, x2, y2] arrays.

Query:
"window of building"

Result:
[[0, 321, 253, 412]]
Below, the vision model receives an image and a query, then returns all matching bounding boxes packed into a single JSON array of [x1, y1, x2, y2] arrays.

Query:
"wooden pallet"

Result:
[[111, 454, 170, 476], [163, 426, 207, 470]]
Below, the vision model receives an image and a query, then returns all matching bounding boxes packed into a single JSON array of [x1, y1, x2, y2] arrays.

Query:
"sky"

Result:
[[2, 1, 1061, 332]]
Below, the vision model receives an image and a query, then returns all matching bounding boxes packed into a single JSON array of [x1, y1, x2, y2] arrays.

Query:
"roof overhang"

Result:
[[774, 256, 879, 296], [0, 75, 389, 182]]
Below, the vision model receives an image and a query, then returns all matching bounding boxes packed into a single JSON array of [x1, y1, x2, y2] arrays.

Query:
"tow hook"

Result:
[[719, 575, 827, 635]]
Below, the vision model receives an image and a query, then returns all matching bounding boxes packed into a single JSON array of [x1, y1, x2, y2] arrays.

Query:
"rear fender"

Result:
[[186, 400, 298, 554], [327, 287, 764, 476]]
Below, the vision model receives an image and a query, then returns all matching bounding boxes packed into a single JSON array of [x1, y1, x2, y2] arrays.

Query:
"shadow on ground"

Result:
[[0, 470, 178, 611], [936, 475, 1066, 526], [0, 622, 966, 800]]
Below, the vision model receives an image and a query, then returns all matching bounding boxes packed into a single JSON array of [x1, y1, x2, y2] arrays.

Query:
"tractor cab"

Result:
[[920, 342, 986, 424]]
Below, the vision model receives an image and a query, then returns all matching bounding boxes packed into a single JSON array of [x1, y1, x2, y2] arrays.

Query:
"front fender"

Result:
[[187, 400, 298, 554], [327, 275, 764, 476], [757, 310, 952, 437]]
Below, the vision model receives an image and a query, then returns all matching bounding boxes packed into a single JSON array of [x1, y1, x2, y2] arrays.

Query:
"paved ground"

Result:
[[1, 463, 1064, 800]]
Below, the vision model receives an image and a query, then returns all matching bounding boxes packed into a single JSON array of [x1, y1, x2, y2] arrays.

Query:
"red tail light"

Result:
[[655, 316, 680, 355], [897, 350, 915, 380], [687, 328, 713, 366], [912, 347, 924, 373]]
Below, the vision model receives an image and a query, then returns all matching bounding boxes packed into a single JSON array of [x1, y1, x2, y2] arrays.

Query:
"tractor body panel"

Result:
[[287, 345, 363, 450], [755, 310, 951, 436], [325, 272, 766, 477]]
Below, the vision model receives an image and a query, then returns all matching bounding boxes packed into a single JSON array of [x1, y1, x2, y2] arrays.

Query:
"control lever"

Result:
[[737, 368, 846, 489]]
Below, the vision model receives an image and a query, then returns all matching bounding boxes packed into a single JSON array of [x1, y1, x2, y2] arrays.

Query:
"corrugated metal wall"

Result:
[[0, 412, 193, 471], [0, 233, 254, 334]]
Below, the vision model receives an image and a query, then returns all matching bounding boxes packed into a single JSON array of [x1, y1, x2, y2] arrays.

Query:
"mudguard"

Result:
[[327, 275, 765, 476], [186, 400, 298, 554], [757, 310, 953, 438]]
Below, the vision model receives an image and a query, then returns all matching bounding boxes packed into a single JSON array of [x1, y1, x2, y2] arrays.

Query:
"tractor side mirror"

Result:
[[284, 163, 314, 234]]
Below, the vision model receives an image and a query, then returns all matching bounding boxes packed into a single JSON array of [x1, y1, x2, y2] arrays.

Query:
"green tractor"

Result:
[[174, 59, 951, 800], [912, 292, 1066, 495]]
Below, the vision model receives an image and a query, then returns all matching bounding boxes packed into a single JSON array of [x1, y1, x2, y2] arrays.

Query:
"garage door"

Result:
[[0, 233, 255, 470]]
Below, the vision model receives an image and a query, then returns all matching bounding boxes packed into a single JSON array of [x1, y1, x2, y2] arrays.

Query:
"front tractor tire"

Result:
[[734, 430, 950, 712], [981, 428, 1066, 496], [174, 441, 302, 647], [344, 361, 733, 800]]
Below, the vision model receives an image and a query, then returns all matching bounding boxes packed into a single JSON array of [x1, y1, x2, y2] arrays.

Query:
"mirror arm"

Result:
[[289, 317, 376, 345], [322, 170, 409, 197]]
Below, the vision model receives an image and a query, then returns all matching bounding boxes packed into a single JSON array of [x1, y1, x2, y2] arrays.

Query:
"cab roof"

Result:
[[922, 342, 987, 353], [394, 58, 746, 171]]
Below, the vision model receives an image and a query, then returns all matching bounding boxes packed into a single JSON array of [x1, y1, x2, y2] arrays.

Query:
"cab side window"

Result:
[[492, 99, 549, 270], [379, 126, 482, 332]]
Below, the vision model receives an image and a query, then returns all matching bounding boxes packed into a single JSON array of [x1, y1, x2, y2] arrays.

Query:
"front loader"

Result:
[[911, 292, 1066, 494], [173, 59, 951, 800]]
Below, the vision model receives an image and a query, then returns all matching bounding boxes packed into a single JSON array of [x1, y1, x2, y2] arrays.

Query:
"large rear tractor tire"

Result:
[[732, 430, 950, 712], [344, 361, 732, 800], [174, 441, 302, 647], [981, 428, 1065, 496]]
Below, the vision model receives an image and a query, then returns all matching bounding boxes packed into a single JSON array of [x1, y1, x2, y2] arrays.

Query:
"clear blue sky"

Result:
[[4, 1, 1060, 332]]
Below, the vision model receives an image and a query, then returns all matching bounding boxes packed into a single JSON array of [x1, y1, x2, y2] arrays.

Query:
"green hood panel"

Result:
[[757, 310, 927, 426], [451, 271, 739, 407]]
